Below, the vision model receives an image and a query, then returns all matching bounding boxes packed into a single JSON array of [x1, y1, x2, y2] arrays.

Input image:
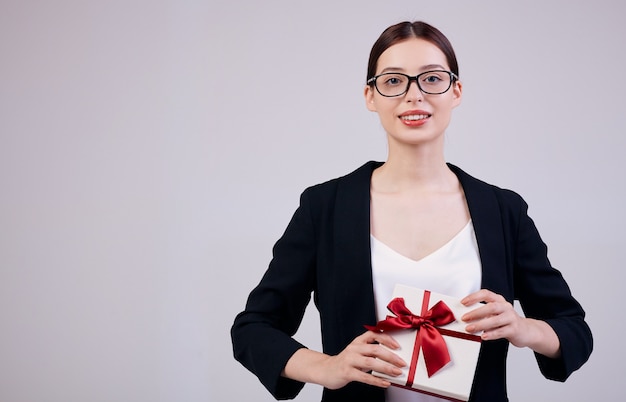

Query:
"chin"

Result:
[[389, 128, 444, 146]]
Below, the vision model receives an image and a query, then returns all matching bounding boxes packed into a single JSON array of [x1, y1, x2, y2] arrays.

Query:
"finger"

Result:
[[360, 330, 401, 350], [462, 298, 510, 323], [368, 343, 407, 368], [465, 308, 515, 333], [461, 289, 506, 306], [352, 370, 392, 388], [481, 327, 507, 341], [357, 353, 404, 377], [373, 332, 401, 350], [461, 302, 493, 323], [464, 303, 512, 326], [460, 289, 486, 305]]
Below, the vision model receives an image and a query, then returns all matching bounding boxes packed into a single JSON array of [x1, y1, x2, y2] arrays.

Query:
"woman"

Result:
[[231, 21, 593, 401]]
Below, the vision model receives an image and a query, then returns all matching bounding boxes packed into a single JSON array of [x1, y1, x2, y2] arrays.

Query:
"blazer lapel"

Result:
[[449, 164, 511, 298], [333, 162, 382, 330]]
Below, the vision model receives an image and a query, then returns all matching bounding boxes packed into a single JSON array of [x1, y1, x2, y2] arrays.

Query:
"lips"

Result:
[[399, 110, 431, 126], [401, 114, 429, 121]]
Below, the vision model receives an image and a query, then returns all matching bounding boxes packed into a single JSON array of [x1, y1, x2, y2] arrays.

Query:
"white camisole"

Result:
[[370, 220, 482, 402]]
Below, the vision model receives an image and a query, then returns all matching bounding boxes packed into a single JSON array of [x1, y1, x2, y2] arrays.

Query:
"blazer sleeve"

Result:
[[231, 188, 318, 400], [505, 191, 593, 381]]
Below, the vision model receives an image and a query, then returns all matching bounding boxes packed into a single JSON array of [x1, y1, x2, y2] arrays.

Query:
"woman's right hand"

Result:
[[282, 330, 407, 390]]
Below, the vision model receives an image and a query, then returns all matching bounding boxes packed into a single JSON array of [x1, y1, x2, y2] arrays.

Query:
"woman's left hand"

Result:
[[460, 289, 561, 358]]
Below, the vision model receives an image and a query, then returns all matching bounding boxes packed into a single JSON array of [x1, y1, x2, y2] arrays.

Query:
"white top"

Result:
[[370, 220, 482, 402]]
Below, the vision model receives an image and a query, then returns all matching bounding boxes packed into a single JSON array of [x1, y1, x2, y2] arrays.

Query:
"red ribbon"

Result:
[[365, 291, 456, 382]]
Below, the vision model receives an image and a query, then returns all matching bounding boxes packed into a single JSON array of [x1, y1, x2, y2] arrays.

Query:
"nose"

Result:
[[405, 78, 423, 102]]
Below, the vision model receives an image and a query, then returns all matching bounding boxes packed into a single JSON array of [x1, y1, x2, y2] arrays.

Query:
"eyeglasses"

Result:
[[367, 70, 458, 97]]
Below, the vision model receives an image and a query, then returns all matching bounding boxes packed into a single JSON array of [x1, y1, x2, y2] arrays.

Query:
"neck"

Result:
[[373, 138, 456, 193]]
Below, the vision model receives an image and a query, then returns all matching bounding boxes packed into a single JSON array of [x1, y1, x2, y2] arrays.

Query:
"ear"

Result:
[[451, 80, 463, 108], [364, 85, 377, 112]]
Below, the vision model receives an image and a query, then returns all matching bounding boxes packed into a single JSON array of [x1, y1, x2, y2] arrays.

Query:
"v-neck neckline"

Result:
[[370, 220, 472, 263]]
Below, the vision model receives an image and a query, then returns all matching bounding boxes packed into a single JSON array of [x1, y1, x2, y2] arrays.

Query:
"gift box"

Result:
[[365, 284, 482, 402]]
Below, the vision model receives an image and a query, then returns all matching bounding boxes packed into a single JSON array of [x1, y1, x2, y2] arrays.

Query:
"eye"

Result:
[[421, 73, 444, 84], [380, 74, 406, 87]]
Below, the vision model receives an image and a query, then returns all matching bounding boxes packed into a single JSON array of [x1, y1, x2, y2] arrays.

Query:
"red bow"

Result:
[[365, 296, 455, 379]]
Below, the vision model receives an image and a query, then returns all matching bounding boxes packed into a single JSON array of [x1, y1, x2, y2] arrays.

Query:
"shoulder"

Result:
[[302, 161, 382, 201], [293, 161, 381, 225], [447, 163, 528, 213]]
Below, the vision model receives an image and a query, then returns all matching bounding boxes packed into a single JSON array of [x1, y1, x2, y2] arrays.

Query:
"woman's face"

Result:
[[364, 38, 462, 147]]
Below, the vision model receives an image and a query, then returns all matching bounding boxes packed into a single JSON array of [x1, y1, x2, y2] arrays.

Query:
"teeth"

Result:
[[401, 114, 429, 121]]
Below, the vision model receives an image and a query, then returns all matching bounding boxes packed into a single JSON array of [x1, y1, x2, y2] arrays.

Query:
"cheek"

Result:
[[379, 107, 398, 125], [435, 98, 457, 115]]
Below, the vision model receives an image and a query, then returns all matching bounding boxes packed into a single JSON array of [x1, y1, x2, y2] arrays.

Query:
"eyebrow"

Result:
[[379, 64, 448, 74]]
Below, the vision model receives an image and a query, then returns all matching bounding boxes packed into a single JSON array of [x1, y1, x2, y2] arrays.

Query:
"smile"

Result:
[[400, 114, 430, 121]]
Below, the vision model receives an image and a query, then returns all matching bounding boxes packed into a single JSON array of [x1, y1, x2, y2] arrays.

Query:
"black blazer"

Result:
[[231, 161, 592, 402]]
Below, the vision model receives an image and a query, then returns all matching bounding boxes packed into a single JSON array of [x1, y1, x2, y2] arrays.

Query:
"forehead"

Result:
[[376, 38, 449, 74]]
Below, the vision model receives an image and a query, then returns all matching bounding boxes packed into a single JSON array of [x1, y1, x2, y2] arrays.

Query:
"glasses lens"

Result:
[[418, 71, 452, 94], [375, 73, 409, 97]]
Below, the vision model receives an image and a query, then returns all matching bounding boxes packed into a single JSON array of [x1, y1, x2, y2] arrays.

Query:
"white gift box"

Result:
[[370, 284, 482, 402]]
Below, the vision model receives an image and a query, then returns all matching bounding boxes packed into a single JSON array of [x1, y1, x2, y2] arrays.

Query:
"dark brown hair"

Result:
[[366, 21, 459, 83]]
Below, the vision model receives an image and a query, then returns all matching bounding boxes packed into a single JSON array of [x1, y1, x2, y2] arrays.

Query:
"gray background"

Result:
[[1, 0, 624, 401]]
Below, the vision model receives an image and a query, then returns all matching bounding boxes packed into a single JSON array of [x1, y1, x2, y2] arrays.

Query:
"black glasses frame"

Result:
[[366, 70, 459, 97]]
